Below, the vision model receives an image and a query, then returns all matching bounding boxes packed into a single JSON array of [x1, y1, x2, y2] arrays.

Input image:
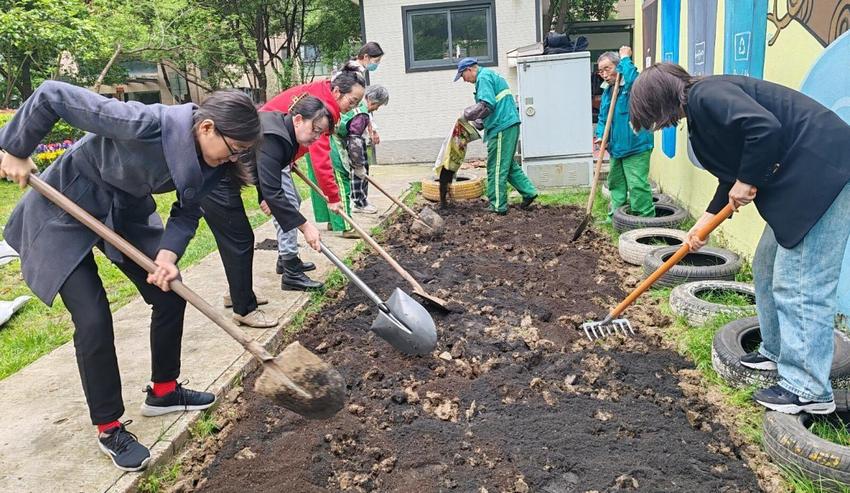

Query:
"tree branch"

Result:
[[94, 44, 123, 94]]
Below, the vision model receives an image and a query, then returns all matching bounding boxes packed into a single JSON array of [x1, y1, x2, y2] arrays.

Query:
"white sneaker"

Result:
[[353, 204, 378, 214]]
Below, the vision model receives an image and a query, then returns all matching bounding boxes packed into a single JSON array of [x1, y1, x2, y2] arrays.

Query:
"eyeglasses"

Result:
[[597, 65, 616, 75], [218, 131, 252, 162], [310, 124, 328, 138]]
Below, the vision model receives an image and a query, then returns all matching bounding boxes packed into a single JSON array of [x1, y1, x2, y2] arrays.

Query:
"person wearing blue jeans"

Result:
[[630, 63, 850, 414]]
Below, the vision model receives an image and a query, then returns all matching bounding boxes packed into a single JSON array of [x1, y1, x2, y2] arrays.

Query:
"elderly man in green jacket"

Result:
[[456, 57, 537, 215], [596, 46, 655, 219]]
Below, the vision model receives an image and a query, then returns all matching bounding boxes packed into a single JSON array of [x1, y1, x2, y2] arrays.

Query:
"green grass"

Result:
[[0, 182, 269, 380], [137, 462, 181, 493], [190, 409, 221, 439], [695, 289, 756, 307], [781, 465, 850, 493], [810, 416, 850, 447]]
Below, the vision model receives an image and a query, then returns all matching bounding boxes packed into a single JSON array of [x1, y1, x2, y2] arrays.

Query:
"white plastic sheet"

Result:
[[0, 240, 19, 266], [0, 296, 30, 328]]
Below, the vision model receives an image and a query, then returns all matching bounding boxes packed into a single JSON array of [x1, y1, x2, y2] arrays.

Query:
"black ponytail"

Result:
[[194, 90, 261, 187], [357, 41, 384, 59], [330, 62, 366, 95]]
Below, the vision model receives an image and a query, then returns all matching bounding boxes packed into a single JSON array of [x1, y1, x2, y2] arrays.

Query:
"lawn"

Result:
[[0, 181, 269, 380]]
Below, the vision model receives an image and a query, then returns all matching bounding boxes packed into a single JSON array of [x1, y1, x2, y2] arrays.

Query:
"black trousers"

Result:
[[202, 181, 258, 316], [60, 250, 186, 425]]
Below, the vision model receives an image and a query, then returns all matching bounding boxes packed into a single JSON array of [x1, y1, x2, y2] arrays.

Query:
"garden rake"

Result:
[[582, 204, 735, 340]]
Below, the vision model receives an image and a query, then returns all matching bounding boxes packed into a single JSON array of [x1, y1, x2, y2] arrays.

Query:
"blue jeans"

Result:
[[273, 167, 300, 260], [754, 181, 850, 401]]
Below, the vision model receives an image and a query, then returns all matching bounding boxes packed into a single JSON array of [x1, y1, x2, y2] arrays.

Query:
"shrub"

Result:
[[0, 112, 85, 144]]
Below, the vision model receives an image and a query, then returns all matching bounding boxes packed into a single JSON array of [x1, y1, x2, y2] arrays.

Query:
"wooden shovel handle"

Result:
[[27, 174, 273, 362], [363, 174, 425, 224], [608, 204, 735, 319], [585, 74, 621, 215], [291, 166, 425, 291]]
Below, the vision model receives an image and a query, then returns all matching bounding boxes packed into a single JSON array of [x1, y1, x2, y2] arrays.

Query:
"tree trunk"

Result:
[[18, 58, 34, 102], [94, 44, 123, 94], [544, 0, 558, 33], [556, 0, 570, 33]]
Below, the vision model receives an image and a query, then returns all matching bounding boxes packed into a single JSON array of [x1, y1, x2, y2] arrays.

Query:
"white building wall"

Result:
[[364, 0, 538, 163]]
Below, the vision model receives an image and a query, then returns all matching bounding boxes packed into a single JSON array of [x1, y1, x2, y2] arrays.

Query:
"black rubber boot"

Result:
[[438, 169, 455, 209], [519, 194, 538, 210], [276, 256, 316, 275], [281, 259, 324, 291]]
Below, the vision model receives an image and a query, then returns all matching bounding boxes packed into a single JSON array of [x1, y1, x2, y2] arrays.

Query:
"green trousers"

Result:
[[305, 137, 352, 232], [486, 124, 538, 213], [607, 149, 655, 218]]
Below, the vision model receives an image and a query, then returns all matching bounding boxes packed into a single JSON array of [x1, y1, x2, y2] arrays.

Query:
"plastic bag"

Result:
[[433, 118, 481, 175]]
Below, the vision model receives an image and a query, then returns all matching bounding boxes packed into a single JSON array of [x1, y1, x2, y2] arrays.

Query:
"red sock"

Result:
[[97, 420, 121, 434], [152, 380, 177, 397]]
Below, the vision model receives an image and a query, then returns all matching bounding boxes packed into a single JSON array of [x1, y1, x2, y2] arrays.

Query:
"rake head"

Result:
[[581, 317, 635, 340]]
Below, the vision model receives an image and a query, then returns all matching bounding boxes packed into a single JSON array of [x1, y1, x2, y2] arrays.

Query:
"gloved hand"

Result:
[[463, 101, 492, 122], [471, 119, 484, 130]]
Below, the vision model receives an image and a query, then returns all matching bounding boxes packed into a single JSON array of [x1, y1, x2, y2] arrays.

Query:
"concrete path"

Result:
[[0, 164, 431, 493]]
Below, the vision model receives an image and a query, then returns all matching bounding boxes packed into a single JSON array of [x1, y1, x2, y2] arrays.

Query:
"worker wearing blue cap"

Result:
[[455, 57, 537, 214]]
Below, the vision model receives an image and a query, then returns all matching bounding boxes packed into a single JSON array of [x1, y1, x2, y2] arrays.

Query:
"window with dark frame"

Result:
[[402, 1, 497, 73]]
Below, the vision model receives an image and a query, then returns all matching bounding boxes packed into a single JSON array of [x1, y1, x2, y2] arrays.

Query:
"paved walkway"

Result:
[[0, 164, 430, 493]]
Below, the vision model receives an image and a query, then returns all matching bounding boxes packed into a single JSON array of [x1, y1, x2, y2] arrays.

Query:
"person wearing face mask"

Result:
[[0, 81, 261, 472], [595, 46, 655, 221], [342, 85, 390, 214], [263, 65, 367, 251], [350, 42, 385, 213]]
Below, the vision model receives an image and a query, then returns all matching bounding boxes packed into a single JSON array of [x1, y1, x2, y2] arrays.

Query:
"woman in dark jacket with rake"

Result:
[[630, 63, 850, 415], [0, 81, 261, 471]]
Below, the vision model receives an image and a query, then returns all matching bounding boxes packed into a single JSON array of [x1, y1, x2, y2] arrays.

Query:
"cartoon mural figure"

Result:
[[688, 0, 719, 76], [661, 0, 680, 158], [642, 0, 659, 68], [768, 0, 850, 47], [803, 30, 850, 323], [724, 0, 769, 78]]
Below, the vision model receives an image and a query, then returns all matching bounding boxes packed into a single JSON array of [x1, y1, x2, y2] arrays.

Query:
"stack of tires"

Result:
[[711, 316, 850, 488]]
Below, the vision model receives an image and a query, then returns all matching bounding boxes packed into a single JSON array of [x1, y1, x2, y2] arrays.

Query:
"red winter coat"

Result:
[[261, 80, 342, 203]]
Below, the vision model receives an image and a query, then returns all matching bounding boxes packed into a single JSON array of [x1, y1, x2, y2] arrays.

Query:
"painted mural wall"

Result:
[[634, 0, 850, 258]]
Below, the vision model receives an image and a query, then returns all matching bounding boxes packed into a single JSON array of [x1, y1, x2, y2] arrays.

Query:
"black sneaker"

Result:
[[98, 420, 151, 472], [740, 351, 778, 371], [754, 384, 836, 414], [140, 382, 216, 417]]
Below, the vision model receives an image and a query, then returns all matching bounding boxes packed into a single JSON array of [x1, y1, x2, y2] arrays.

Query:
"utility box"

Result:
[[516, 51, 593, 188]]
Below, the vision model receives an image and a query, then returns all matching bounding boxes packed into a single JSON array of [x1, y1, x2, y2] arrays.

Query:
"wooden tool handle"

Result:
[[27, 174, 273, 362], [363, 174, 422, 221], [608, 203, 735, 318], [291, 166, 424, 291], [585, 74, 621, 215]]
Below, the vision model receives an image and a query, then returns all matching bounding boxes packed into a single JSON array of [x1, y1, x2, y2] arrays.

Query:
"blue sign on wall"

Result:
[[688, 0, 718, 76], [723, 0, 768, 78], [661, 0, 681, 158]]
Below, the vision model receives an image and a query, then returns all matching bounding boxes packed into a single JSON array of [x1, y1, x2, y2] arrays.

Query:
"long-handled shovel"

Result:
[[27, 174, 346, 419], [320, 242, 437, 355], [581, 203, 735, 339], [292, 167, 451, 312], [363, 174, 445, 235], [571, 74, 621, 242]]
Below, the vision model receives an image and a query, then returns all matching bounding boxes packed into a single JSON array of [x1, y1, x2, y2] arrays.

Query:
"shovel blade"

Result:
[[419, 206, 445, 232], [371, 288, 438, 355], [254, 342, 347, 419]]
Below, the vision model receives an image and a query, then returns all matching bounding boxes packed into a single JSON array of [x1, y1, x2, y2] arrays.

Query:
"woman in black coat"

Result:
[[630, 63, 850, 415], [0, 81, 261, 471]]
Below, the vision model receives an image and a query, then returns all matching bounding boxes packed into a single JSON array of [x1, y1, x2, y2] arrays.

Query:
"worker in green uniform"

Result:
[[596, 46, 655, 220], [455, 57, 537, 215]]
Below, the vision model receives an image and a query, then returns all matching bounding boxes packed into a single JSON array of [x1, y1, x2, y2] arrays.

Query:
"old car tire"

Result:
[[763, 411, 850, 489], [618, 227, 688, 266], [669, 280, 756, 325], [612, 203, 689, 232], [422, 174, 485, 202], [642, 246, 742, 288], [711, 317, 850, 389]]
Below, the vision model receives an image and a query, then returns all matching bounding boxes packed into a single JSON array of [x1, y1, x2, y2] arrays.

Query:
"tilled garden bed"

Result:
[[191, 202, 761, 492]]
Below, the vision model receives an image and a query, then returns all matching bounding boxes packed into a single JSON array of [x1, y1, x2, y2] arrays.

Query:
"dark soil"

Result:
[[195, 201, 761, 493]]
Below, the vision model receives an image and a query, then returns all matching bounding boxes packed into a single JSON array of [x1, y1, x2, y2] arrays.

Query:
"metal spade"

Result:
[[321, 243, 437, 355]]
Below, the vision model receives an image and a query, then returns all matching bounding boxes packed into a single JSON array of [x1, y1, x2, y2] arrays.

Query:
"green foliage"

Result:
[[694, 289, 756, 307], [138, 462, 181, 493]]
